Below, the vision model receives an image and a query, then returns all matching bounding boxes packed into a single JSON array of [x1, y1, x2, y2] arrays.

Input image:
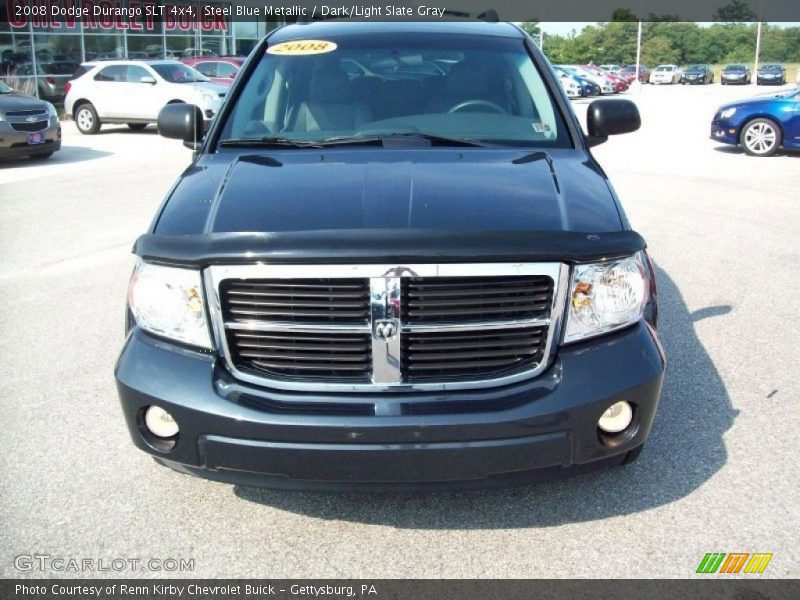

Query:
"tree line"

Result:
[[521, 22, 800, 66]]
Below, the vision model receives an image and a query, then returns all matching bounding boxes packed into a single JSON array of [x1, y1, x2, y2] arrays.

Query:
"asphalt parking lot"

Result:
[[1, 83, 798, 579]]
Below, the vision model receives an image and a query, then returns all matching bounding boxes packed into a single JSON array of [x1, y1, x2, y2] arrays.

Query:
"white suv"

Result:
[[65, 60, 227, 134]]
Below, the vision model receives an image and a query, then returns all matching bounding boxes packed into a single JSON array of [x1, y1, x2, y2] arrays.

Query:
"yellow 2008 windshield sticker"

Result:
[[267, 40, 338, 56]]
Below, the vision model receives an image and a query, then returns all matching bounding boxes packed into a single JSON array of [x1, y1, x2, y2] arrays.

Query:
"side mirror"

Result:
[[586, 98, 641, 147], [157, 103, 203, 148], [140, 76, 156, 84]]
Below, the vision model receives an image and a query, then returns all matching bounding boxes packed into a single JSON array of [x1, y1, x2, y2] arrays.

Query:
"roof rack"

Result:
[[477, 9, 499, 22]]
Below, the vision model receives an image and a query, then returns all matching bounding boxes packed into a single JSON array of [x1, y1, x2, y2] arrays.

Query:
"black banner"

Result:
[[2, 0, 800, 24], [3, 580, 800, 600]]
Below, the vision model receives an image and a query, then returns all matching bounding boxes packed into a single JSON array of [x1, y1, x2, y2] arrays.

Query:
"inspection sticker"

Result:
[[267, 40, 338, 55]]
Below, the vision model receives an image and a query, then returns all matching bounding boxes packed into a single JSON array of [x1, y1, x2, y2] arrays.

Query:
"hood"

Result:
[[718, 91, 794, 112], [191, 82, 228, 94], [0, 92, 50, 112], [154, 148, 624, 236]]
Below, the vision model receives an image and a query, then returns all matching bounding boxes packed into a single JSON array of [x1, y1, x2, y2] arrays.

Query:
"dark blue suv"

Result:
[[116, 21, 664, 491]]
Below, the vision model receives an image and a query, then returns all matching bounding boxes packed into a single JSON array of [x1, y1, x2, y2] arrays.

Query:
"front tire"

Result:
[[74, 103, 101, 135], [741, 118, 781, 157]]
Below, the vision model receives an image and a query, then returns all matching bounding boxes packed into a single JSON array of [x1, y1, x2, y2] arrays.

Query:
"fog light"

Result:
[[598, 401, 633, 433], [144, 406, 179, 438]]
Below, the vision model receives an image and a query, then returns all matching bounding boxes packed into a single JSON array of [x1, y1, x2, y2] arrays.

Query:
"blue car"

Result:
[[711, 88, 800, 156], [555, 66, 599, 96]]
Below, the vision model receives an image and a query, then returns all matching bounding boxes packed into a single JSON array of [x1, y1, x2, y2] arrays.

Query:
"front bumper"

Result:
[[0, 122, 61, 159], [116, 320, 665, 491], [710, 120, 739, 145], [722, 77, 747, 84]]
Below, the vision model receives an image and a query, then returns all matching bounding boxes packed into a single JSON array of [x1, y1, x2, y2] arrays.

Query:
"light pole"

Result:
[[634, 20, 643, 92], [754, 21, 762, 85]]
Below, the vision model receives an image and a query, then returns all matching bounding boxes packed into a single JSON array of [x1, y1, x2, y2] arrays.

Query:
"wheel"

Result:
[[127, 123, 148, 131], [621, 445, 644, 465], [74, 103, 100, 135], [29, 152, 54, 160], [741, 118, 782, 157]]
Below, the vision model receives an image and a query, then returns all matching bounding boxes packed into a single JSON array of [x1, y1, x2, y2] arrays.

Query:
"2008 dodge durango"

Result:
[[115, 21, 665, 491]]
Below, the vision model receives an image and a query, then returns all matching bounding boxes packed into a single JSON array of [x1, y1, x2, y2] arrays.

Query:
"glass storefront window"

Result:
[[126, 36, 167, 59], [83, 35, 125, 61], [1, 33, 33, 76]]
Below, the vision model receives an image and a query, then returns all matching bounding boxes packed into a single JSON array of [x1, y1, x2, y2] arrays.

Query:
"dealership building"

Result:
[[1, 1, 283, 97]]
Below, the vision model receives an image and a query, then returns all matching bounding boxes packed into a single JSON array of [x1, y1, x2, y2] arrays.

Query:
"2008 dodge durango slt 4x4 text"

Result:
[[115, 21, 664, 491]]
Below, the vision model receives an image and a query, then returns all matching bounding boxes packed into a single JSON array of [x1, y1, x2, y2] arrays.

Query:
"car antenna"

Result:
[[477, 9, 499, 22]]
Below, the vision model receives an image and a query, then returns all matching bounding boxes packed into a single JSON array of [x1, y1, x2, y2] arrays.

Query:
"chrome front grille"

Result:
[[208, 263, 567, 392]]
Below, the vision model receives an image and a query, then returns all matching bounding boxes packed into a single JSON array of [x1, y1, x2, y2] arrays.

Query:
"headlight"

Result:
[[128, 260, 212, 349], [564, 252, 648, 343], [45, 102, 57, 117], [719, 107, 737, 119]]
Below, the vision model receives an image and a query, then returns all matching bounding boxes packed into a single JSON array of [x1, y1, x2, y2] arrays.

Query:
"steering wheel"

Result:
[[447, 100, 507, 115]]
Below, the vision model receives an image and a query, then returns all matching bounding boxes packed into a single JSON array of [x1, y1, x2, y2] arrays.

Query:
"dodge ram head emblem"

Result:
[[373, 319, 398, 342]]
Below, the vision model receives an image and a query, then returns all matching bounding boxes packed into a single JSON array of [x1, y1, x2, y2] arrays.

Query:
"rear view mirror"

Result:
[[157, 103, 203, 148], [586, 99, 641, 147], [140, 76, 156, 84]]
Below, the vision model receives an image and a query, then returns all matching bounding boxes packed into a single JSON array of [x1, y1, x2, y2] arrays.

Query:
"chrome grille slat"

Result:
[[208, 263, 567, 393]]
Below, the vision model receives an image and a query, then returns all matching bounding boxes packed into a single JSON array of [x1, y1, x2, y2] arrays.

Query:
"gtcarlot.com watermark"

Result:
[[14, 554, 194, 573]]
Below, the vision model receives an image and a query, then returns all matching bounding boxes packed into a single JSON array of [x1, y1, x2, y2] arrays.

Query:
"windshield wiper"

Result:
[[219, 132, 489, 149]]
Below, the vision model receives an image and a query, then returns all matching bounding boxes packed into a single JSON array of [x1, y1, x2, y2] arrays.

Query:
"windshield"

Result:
[[655, 66, 673, 72], [761, 65, 781, 72], [0, 81, 12, 93], [219, 33, 570, 148], [686, 65, 704, 72], [151, 63, 209, 83], [725, 65, 746, 72]]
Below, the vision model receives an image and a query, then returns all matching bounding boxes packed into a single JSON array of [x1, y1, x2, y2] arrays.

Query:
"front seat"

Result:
[[294, 67, 371, 132], [426, 61, 509, 114]]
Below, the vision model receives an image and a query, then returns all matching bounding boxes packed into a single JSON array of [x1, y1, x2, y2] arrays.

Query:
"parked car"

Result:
[[598, 64, 622, 76], [118, 21, 663, 492], [583, 64, 628, 92], [180, 56, 244, 85], [650, 64, 682, 85], [621, 64, 650, 84], [756, 64, 786, 85], [681, 64, 714, 85], [711, 87, 800, 156], [64, 60, 227, 134], [0, 79, 61, 160], [555, 66, 600, 96], [569, 65, 614, 94], [721, 64, 751, 85], [13, 61, 77, 102], [556, 71, 582, 98]]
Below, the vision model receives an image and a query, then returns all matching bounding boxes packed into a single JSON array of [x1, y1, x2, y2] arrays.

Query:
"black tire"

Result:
[[622, 445, 644, 465], [74, 103, 101, 135], [127, 123, 148, 131], [741, 118, 782, 157], [29, 152, 54, 160]]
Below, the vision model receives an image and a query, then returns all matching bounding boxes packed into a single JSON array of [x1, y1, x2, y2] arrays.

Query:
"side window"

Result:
[[194, 62, 218, 77], [126, 65, 151, 83], [94, 65, 126, 82], [216, 62, 238, 78]]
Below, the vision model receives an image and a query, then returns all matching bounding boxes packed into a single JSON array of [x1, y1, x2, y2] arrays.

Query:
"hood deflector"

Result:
[[134, 229, 646, 267]]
